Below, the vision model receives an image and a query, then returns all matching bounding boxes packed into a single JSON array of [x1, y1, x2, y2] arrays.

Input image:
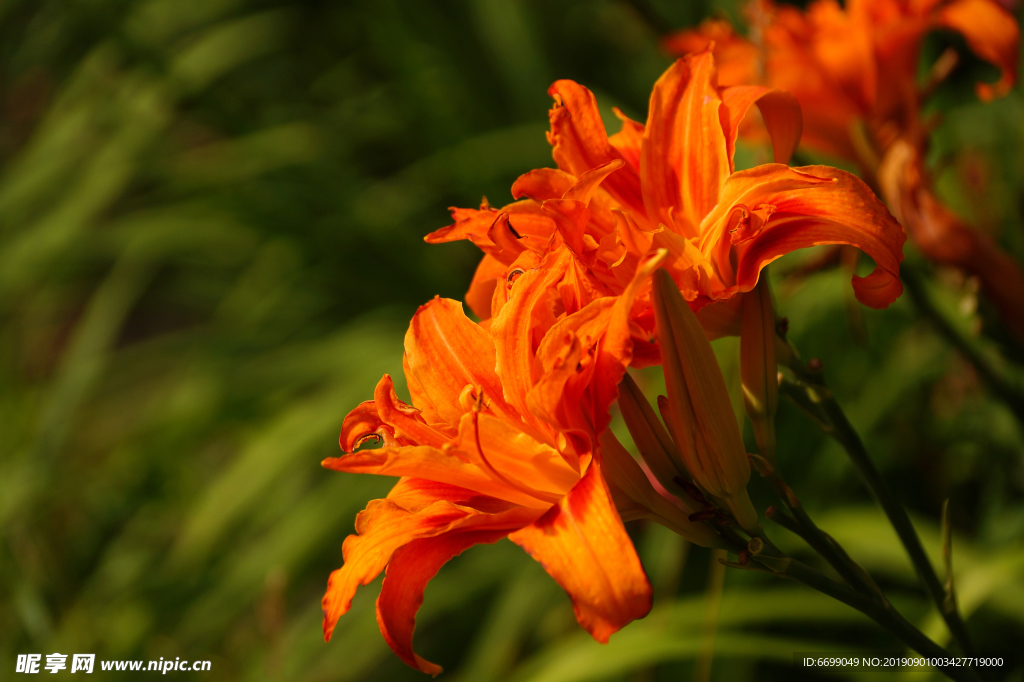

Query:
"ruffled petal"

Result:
[[588, 250, 669, 430], [528, 297, 617, 451], [492, 249, 573, 439], [547, 80, 645, 214], [936, 0, 1019, 101], [508, 461, 652, 642], [701, 164, 905, 307], [376, 529, 511, 675], [511, 167, 576, 201], [339, 375, 453, 452], [426, 203, 556, 265], [322, 494, 536, 642], [373, 374, 451, 449]]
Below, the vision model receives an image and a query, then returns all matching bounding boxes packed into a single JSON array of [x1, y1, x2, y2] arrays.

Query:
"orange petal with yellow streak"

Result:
[[492, 249, 573, 438], [641, 50, 730, 236], [322, 443, 555, 509], [450, 410, 579, 501], [508, 461, 652, 643], [405, 297, 520, 427]]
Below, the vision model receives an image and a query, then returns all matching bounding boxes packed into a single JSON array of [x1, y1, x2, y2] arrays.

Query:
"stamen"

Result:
[[353, 433, 383, 451], [506, 268, 525, 290], [469, 396, 560, 505]]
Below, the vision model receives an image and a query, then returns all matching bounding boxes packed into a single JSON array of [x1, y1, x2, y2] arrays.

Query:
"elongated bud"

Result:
[[741, 273, 778, 462], [618, 373, 693, 499], [597, 430, 724, 548], [652, 269, 758, 531]]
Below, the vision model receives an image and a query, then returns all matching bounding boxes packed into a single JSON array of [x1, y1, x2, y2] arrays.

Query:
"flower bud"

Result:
[[740, 273, 778, 462], [652, 269, 758, 531], [598, 430, 724, 548], [618, 372, 692, 500]]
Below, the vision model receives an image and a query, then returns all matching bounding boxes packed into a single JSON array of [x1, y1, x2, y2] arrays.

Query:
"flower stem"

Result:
[[753, 455, 881, 598], [781, 345, 977, 656], [777, 559, 983, 682], [723, 532, 979, 682]]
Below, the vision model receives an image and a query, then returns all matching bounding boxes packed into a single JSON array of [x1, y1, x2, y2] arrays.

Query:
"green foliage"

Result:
[[1, 1, 1022, 681]]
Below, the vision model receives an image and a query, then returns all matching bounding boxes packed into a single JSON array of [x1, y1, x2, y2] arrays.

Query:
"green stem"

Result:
[[778, 559, 983, 682], [782, 349, 977, 655], [727, 531, 979, 682], [754, 457, 879, 597]]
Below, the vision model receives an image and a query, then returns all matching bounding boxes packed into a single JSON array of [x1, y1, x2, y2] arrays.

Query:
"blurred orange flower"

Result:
[[666, 0, 1019, 166], [666, 1, 1024, 340], [429, 49, 904, 353], [321, 259, 718, 674]]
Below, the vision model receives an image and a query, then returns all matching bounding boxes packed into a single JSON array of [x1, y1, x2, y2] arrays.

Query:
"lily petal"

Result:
[[405, 297, 519, 427], [322, 445, 554, 509], [492, 249, 573, 438], [702, 164, 905, 308], [608, 107, 645, 171], [451, 410, 579, 502], [720, 85, 803, 165], [642, 50, 730, 236], [322, 494, 536, 642], [508, 461, 652, 642], [465, 254, 505, 320], [547, 80, 645, 214], [376, 529, 510, 675]]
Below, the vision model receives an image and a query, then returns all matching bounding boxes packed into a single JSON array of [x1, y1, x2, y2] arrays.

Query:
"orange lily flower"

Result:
[[321, 254, 719, 675], [428, 49, 904, 351], [666, 3, 1024, 341], [666, 0, 1019, 166]]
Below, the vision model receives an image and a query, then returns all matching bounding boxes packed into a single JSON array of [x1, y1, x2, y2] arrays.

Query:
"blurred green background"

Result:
[[2, 0, 1023, 680]]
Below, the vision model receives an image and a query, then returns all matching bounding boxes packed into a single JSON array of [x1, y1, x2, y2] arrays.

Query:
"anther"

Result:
[[506, 268, 524, 290]]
